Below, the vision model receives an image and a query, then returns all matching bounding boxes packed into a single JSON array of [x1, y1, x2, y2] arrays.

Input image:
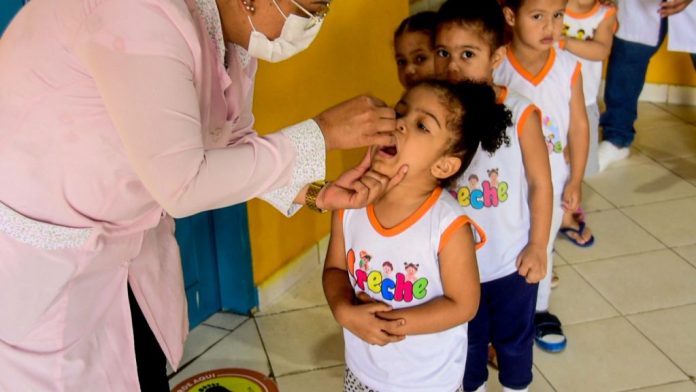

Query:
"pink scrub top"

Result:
[[0, 0, 325, 390]]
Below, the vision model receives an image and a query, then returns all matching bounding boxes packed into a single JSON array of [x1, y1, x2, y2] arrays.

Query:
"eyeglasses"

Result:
[[291, 0, 331, 22]]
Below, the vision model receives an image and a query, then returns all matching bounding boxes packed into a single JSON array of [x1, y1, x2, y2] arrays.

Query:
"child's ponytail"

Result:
[[452, 81, 511, 156], [448, 81, 511, 178], [411, 80, 511, 188]]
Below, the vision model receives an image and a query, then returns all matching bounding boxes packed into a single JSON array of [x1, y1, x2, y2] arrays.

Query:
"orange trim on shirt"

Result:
[[496, 86, 509, 104], [517, 105, 541, 138], [338, 209, 345, 223], [470, 218, 487, 251], [571, 61, 582, 88], [367, 187, 443, 237], [438, 215, 470, 253], [564, 1, 601, 19], [438, 215, 488, 253], [507, 46, 556, 86], [603, 6, 618, 33]]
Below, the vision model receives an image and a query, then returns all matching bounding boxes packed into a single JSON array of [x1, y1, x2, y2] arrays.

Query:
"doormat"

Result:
[[171, 368, 279, 392]]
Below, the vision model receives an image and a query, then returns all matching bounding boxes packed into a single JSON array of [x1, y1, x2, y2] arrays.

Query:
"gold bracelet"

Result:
[[305, 180, 328, 213]]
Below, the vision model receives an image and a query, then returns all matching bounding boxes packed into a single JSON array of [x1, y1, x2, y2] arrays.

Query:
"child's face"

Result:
[[371, 85, 458, 183], [434, 23, 503, 83], [504, 0, 566, 52], [395, 31, 435, 88]]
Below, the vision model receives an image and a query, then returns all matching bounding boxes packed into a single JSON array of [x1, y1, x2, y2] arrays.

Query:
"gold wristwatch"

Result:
[[305, 180, 328, 213]]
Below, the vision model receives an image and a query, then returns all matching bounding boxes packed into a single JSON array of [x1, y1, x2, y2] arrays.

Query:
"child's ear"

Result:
[[503, 7, 516, 27], [431, 156, 462, 180], [491, 45, 507, 70]]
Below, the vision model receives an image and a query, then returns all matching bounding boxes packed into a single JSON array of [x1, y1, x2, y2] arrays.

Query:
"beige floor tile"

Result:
[[634, 103, 684, 129], [635, 122, 696, 161], [202, 311, 248, 331], [655, 103, 696, 125], [275, 366, 345, 392], [168, 320, 269, 388], [674, 244, 696, 268], [622, 198, 696, 247], [628, 381, 696, 392], [257, 264, 327, 316], [554, 209, 664, 264], [596, 147, 656, 171], [661, 155, 696, 186], [167, 324, 229, 375], [574, 250, 696, 315], [256, 306, 344, 377], [548, 266, 618, 325], [629, 304, 696, 378], [553, 250, 568, 266], [484, 365, 554, 392], [585, 163, 696, 207], [533, 317, 687, 392], [582, 182, 615, 211]]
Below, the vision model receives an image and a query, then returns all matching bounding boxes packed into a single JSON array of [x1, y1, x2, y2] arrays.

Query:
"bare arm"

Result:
[[659, 0, 694, 17], [376, 221, 481, 335], [322, 211, 405, 345], [563, 71, 590, 211], [562, 10, 617, 61], [516, 108, 553, 283]]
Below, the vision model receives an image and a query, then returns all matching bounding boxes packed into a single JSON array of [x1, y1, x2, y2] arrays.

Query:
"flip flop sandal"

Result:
[[558, 220, 595, 248], [534, 311, 567, 353]]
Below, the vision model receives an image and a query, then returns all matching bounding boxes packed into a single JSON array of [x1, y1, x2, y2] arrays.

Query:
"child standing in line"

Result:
[[496, 0, 590, 354], [433, 1, 553, 390], [555, 0, 617, 246], [323, 80, 511, 392], [394, 11, 438, 88]]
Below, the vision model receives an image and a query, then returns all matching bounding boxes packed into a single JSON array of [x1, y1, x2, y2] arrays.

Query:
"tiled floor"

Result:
[[168, 102, 696, 391]]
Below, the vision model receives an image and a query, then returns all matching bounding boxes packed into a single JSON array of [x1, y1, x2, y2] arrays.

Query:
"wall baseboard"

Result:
[[599, 81, 696, 105], [256, 235, 329, 311]]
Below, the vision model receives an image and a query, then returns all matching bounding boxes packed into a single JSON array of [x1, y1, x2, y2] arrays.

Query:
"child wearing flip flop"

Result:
[[394, 11, 438, 89], [555, 0, 617, 247], [323, 80, 511, 392], [495, 0, 590, 355], [434, 1, 553, 391]]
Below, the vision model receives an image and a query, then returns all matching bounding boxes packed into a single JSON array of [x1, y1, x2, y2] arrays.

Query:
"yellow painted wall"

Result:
[[249, 0, 408, 284], [645, 38, 696, 86]]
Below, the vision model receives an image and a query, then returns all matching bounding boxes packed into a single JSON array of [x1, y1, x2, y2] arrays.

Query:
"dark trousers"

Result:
[[128, 286, 170, 392], [601, 18, 696, 148], [463, 272, 538, 391]]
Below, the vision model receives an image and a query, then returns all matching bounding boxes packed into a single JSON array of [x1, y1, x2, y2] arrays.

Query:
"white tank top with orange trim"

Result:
[[563, 2, 616, 105], [494, 47, 581, 195], [341, 188, 484, 392], [452, 88, 539, 283]]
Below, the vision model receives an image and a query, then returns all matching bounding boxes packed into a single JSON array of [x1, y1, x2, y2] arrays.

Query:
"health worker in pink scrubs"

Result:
[[0, 0, 407, 390]]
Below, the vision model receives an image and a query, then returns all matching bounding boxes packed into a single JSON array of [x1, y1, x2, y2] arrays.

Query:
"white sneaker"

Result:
[[598, 141, 630, 172]]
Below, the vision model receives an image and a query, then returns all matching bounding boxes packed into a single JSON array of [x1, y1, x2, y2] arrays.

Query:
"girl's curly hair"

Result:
[[413, 80, 512, 188]]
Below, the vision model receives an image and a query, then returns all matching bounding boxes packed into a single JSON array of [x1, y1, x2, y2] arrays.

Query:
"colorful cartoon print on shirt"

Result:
[[542, 115, 563, 154], [563, 24, 597, 41], [358, 250, 372, 271], [404, 262, 419, 283], [453, 167, 509, 209], [382, 261, 394, 279], [348, 248, 429, 303]]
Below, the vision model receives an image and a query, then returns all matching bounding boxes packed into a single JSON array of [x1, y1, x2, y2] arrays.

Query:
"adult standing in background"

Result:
[[0, 0, 407, 390], [599, 0, 695, 171]]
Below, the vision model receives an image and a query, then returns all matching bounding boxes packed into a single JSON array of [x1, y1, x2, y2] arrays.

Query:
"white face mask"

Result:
[[247, 0, 324, 63]]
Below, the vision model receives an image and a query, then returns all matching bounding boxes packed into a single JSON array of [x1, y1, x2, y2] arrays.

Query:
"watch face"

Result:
[[170, 368, 278, 392]]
